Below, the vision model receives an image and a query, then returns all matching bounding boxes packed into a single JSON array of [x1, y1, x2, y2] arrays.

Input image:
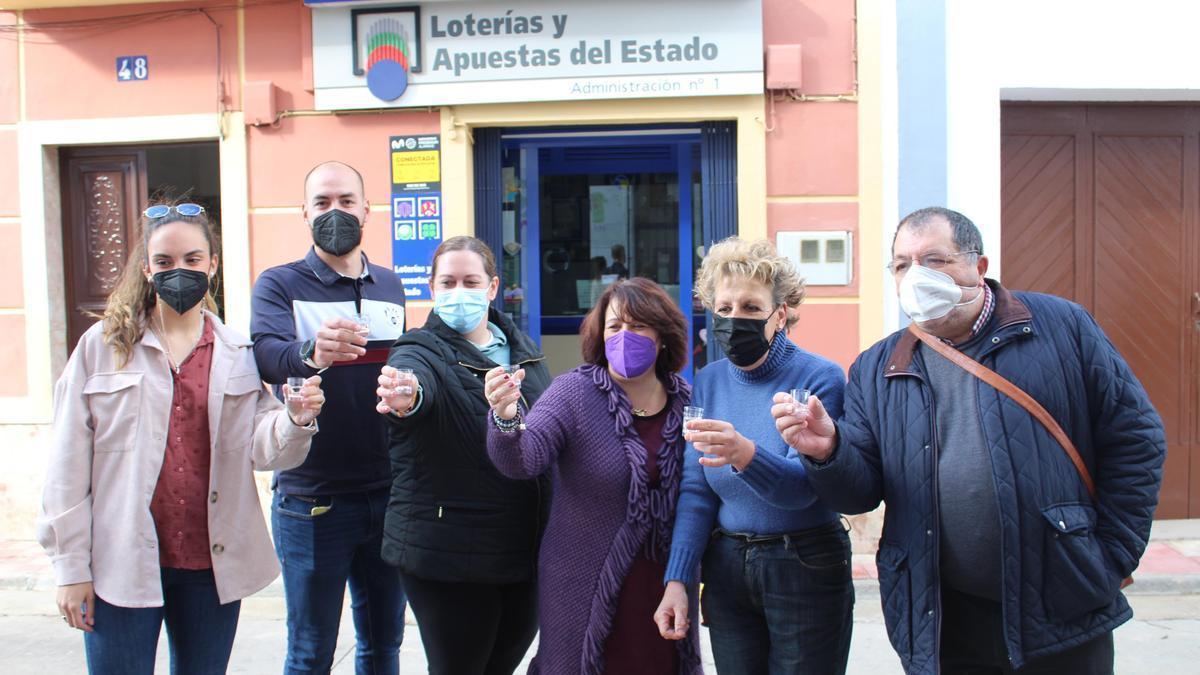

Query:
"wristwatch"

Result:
[[299, 339, 316, 362], [299, 339, 325, 371]]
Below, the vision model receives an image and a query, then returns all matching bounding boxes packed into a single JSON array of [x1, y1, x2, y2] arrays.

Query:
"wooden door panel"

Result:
[[1000, 134, 1077, 301], [61, 150, 146, 351], [1194, 282, 1200, 516], [1001, 104, 1197, 518], [1093, 133, 1190, 518]]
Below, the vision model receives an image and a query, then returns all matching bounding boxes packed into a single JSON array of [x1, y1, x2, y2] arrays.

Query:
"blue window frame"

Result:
[[476, 123, 736, 382]]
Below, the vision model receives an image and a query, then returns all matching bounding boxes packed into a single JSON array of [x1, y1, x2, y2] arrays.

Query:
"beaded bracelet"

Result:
[[492, 409, 525, 433]]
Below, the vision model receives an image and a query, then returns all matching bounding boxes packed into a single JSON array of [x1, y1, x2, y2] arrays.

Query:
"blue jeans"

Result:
[[701, 520, 854, 675], [272, 487, 406, 675], [83, 567, 240, 675]]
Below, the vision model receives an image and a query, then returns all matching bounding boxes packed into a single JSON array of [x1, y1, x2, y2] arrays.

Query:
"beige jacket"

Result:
[[37, 312, 316, 607]]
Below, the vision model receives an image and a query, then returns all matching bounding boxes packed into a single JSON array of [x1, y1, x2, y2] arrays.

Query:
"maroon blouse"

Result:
[[149, 317, 215, 570], [603, 405, 681, 674]]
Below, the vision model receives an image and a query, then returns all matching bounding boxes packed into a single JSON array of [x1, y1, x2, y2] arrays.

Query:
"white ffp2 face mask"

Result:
[[898, 264, 982, 323]]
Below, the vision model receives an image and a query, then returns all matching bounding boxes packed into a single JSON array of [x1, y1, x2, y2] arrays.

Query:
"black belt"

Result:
[[713, 519, 846, 546]]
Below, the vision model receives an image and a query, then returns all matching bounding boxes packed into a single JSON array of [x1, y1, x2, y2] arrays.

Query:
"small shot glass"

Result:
[[789, 388, 812, 414], [682, 405, 704, 435], [286, 376, 305, 415], [502, 364, 522, 389], [354, 314, 372, 338], [393, 368, 414, 396]]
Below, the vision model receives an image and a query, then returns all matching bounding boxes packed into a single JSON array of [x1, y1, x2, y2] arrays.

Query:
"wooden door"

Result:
[[1001, 104, 1200, 518], [60, 148, 148, 352]]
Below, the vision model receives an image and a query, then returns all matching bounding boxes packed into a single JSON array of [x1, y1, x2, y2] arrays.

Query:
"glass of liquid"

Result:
[[682, 405, 704, 438], [355, 314, 372, 339], [502, 364, 522, 389], [393, 368, 414, 397], [790, 388, 812, 415], [286, 377, 306, 417]]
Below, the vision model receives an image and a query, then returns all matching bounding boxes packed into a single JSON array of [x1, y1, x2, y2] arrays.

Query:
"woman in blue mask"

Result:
[[483, 278, 702, 674], [653, 237, 854, 674], [374, 236, 551, 675]]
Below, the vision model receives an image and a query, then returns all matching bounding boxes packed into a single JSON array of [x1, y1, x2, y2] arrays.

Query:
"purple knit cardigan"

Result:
[[487, 365, 702, 675]]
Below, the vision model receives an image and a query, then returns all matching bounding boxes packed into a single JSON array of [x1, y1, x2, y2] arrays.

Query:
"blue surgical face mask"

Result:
[[434, 287, 490, 334]]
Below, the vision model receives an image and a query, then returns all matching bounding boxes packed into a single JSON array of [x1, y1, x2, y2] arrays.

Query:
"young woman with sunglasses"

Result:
[[38, 203, 325, 674]]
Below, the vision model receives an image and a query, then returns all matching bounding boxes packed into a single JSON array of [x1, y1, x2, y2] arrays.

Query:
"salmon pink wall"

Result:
[[763, 2, 859, 360], [1, 12, 24, 400], [766, 101, 857, 196], [23, 2, 239, 120], [0, 222, 23, 308], [761, 1, 859, 370], [244, 0, 314, 112], [0, 131, 17, 215], [768, 201, 858, 237], [788, 303, 858, 373], [406, 304, 432, 330], [248, 214, 303, 282], [246, 113, 439, 208], [0, 13, 17, 124], [0, 316, 27, 397], [763, 0, 856, 96]]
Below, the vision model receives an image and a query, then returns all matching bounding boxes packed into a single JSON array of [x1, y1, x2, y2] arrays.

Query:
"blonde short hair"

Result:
[[695, 237, 806, 329]]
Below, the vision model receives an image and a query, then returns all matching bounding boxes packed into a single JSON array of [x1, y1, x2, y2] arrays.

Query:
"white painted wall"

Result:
[[874, 0, 901, 335], [943, 0, 1200, 281]]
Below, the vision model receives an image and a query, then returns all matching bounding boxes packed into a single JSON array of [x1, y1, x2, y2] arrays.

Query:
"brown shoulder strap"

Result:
[[908, 325, 1096, 498]]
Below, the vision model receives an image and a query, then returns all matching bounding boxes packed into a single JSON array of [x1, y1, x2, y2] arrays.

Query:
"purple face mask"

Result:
[[605, 330, 658, 379]]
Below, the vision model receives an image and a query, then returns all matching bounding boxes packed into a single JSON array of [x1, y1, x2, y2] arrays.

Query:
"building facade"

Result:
[[6, 0, 1192, 544], [897, 0, 1200, 519], [0, 0, 888, 538]]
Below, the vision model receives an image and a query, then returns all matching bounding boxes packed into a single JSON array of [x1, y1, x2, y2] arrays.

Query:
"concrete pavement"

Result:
[[3, 519, 1199, 673], [3, 589, 1198, 673]]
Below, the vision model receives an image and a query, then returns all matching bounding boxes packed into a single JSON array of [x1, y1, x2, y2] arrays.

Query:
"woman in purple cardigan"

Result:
[[485, 278, 702, 675]]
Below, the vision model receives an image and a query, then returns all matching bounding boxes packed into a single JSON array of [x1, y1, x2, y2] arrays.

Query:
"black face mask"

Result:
[[711, 314, 775, 367], [153, 268, 210, 315], [311, 209, 363, 257]]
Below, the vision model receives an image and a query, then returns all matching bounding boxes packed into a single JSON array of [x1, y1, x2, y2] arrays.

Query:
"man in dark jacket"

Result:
[[772, 207, 1165, 674], [251, 161, 407, 674]]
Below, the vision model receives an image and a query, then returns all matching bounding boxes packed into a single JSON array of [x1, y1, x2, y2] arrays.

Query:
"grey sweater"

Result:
[[921, 339, 1002, 601]]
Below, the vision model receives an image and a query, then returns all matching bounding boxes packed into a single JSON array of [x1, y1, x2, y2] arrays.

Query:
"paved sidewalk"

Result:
[[2, 520, 1197, 673]]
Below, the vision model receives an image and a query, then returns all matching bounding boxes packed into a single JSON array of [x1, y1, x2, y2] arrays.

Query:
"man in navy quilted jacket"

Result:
[[771, 207, 1165, 674]]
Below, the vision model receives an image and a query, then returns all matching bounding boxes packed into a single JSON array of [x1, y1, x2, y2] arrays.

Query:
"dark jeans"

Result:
[[940, 587, 1114, 674], [701, 520, 854, 675], [272, 487, 407, 675], [83, 567, 240, 675], [399, 572, 538, 675]]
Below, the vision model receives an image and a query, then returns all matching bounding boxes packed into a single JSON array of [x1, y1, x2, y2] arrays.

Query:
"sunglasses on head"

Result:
[[144, 203, 205, 219]]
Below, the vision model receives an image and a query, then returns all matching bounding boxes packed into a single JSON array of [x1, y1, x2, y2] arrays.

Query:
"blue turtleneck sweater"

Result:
[[664, 333, 846, 585]]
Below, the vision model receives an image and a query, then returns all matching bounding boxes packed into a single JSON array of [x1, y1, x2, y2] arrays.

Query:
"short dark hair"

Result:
[[580, 277, 688, 377], [431, 235, 498, 280], [893, 206, 984, 256]]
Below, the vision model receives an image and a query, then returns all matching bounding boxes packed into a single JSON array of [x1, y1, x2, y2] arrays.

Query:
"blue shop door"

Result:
[[494, 129, 708, 381]]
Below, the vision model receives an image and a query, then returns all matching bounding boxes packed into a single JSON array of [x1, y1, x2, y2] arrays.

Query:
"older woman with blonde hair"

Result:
[[654, 237, 853, 674]]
